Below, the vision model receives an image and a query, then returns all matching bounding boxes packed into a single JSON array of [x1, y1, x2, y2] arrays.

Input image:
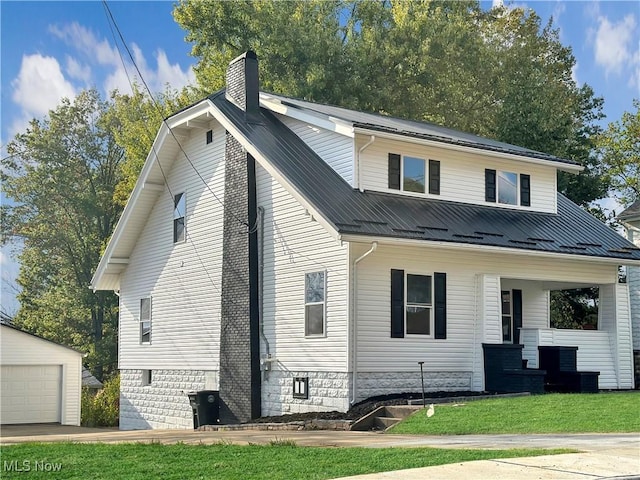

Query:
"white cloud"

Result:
[[65, 56, 91, 83], [592, 13, 637, 76], [10, 54, 76, 135], [47, 22, 195, 95], [571, 62, 579, 85]]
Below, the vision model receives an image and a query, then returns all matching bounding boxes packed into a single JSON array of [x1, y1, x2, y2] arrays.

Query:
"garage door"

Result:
[[1, 365, 61, 424]]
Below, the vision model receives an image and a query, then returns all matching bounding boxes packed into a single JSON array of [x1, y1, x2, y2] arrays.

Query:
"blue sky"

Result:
[[1, 0, 639, 314]]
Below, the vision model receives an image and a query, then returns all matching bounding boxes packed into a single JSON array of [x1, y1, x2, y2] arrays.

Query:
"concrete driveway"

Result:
[[2, 424, 639, 479]]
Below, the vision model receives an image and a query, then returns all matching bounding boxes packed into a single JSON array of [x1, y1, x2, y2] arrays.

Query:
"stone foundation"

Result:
[[120, 369, 218, 430], [261, 370, 351, 416], [356, 371, 473, 401]]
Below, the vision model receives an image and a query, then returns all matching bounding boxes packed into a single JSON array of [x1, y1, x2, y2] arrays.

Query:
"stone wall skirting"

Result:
[[357, 371, 473, 401], [261, 371, 351, 416], [119, 369, 218, 430]]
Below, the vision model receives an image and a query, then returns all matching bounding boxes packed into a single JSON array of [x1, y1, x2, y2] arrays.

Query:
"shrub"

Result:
[[82, 373, 120, 427]]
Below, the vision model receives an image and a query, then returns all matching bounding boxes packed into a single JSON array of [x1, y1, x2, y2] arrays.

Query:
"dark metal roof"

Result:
[[618, 200, 640, 221], [262, 92, 580, 168], [210, 91, 640, 263]]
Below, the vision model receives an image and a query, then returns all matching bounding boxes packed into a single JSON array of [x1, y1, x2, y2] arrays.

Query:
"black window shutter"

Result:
[[485, 169, 496, 202], [520, 174, 531, 206], [429, 159, 440, 194], [391, 269, 405, 338], [388, 153, 401, 190], [513, 289, 523, 344], [434, 272, 447, 339]]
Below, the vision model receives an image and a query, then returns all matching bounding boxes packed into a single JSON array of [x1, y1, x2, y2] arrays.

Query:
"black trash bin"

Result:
[[187, 390, 220, 429]]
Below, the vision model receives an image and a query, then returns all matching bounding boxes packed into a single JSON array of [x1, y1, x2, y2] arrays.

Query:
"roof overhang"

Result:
[[340, 234, 640, 267], [91, 101, 217, 291], [353, 127, 584, 174]]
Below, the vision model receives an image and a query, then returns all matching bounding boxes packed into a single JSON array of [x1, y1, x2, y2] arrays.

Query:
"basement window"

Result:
[[142, 369, 152, 386], [293, 377, 309, 399]]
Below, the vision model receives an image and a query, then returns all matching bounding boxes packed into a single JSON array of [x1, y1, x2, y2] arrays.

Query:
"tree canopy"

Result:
[[2, 90, 123, 379]]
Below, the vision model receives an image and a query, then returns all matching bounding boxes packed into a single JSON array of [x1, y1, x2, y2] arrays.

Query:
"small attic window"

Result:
[[206, 130, 213, 144]]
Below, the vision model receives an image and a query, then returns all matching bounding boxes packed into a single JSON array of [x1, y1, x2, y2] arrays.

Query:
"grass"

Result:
[[0, 442, 572, 480], [390, 392, 640, 435]]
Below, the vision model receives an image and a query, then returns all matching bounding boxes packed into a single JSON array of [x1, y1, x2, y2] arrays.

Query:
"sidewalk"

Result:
[[2, 425, 639, 479]]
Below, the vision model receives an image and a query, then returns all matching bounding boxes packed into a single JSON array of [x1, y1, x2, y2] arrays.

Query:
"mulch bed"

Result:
[[254, 391, 489, 424]]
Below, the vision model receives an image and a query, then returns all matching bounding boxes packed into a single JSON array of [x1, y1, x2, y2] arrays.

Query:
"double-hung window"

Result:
[[305, 271, 325, 336], [406, 274, 432, 335], [174, 193, 186, 243], [388, 153, 440, 195], [485, 170, 530, 207], [140, 297, 151, 344]]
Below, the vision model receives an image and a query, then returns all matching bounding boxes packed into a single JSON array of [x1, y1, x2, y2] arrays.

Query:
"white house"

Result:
[[91, 52, 640, 430], [618, 200, 640, 385], [0, 323, 83, 425]]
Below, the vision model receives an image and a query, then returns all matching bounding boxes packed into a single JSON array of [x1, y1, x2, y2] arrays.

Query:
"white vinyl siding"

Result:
[[257, 163, 348, 372], [600, 283, 634, 388], [276, 113, 354, 185], [0, 326, 82, 426], [357, 135, 557, 213], [118, 122, 225, 370], [352, 242, 618, 375], [500, 279, 549, 329]]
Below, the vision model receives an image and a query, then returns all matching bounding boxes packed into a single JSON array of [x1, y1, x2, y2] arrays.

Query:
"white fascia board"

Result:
[[207, 99, 341, 242], [259, 94, 354, 138], [353, 127, 584, 174], [340, 234, 640, 267], [91, 100, 212, 291]]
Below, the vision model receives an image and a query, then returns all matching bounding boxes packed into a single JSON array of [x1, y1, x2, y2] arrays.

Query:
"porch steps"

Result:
[[351, 405, 422, 432]]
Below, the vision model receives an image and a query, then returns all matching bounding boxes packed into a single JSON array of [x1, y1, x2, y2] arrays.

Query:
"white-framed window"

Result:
[[497, 171, 518, 205], [173, 192, 186, 243], [405, 273, 432, 335], [140, 297, 152, 344], [304, 271, 326, 336], [402, 156, 426, 193]]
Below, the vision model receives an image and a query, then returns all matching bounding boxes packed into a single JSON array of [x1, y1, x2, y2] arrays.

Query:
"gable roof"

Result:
[[0, 323, 85, 355], [618, 200, 640, 222], [260, 92, 582, 171], [211, 90, 640, 265]]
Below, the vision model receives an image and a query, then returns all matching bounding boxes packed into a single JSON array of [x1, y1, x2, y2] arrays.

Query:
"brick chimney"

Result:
[[225, 51, 261, 124]]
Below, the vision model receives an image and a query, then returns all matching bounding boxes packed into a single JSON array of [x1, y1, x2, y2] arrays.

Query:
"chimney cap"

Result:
[[230, 50, 257, 64]]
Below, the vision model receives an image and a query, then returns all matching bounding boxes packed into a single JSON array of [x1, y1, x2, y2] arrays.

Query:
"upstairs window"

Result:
[[140, 297, 151, 344], [174, 193, 186, 243], [389, 153, 440, 195], [485, 170, 530, 207], [305, 271, 325, 336]]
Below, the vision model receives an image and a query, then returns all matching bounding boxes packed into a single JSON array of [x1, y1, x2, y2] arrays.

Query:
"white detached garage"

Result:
[[1, 324, 83, 425]]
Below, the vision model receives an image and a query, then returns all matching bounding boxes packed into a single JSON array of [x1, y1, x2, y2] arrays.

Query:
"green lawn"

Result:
[[0, 443, 571, 480], [390, 392, 640, 435]]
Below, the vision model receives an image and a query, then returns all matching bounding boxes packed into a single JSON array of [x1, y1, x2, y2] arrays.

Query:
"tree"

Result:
[[596, 100, 640, 207], [174, 0, 605, 206], [1, 90, 123, 380]]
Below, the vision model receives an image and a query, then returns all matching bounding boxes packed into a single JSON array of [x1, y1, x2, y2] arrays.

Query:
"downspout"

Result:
[[351, 241, 378, 404], [257, 206, 270, 368], [356, 136, 375, 193]]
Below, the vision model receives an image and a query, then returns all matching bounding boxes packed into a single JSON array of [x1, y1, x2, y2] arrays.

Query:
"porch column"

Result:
[[473, 274, 502, 390], [599, 283, 634, 389]]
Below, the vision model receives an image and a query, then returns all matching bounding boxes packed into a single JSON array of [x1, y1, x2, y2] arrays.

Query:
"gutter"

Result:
[[351, 241, 377, 405], [356, 135, 375, 193]]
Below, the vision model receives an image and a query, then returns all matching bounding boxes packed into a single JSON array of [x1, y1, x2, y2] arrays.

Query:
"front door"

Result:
[[501, 289, 523, 344]]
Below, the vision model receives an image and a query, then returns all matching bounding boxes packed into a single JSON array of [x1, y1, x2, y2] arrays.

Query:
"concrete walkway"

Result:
[[1, 425, 638, 479]]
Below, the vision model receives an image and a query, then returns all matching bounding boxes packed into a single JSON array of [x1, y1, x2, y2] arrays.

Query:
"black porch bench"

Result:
[[483, 343, 546, 394], [538, 346, 599, 393]]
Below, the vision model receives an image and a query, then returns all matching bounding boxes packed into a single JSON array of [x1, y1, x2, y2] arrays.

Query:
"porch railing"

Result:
[[520, 328, 616, 389]]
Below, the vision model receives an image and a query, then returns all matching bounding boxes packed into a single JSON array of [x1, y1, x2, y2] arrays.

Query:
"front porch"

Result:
[[474, 276, 635, 391]]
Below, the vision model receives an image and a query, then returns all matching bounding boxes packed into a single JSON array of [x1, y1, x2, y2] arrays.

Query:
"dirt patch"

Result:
[[254, 391, 488, 424]]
